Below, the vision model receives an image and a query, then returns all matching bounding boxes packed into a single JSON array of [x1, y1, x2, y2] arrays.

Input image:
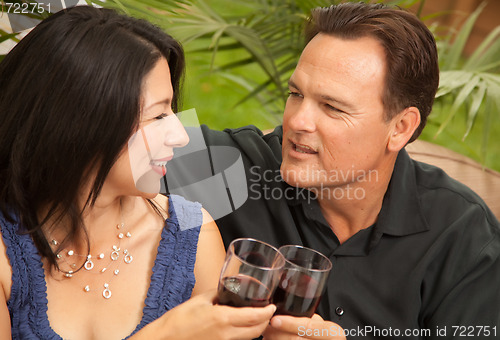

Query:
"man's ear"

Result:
[[387, 107, 420, 152]]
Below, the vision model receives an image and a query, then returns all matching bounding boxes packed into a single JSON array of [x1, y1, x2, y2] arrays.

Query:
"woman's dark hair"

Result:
[[0, 6, 185, 269], [305, 2, 439, 142]]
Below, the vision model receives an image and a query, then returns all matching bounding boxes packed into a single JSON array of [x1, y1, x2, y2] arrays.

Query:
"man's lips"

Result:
[[290, 141, 318, 155]]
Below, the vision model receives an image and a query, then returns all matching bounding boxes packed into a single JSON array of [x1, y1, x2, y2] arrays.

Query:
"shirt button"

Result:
[[335, 307, 344, 316]]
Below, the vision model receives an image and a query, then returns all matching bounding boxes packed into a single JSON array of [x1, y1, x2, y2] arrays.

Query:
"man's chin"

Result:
[[281, 163, 317, 188]]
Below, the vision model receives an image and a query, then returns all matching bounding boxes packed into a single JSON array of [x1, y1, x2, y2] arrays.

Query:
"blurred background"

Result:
[[1, 0, 499, 171]]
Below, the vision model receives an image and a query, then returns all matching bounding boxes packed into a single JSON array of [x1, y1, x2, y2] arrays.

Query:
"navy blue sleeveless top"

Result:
[[0, 195, 202, 339]]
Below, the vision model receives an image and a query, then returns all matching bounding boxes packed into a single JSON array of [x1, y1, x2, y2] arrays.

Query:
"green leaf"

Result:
[[0, 32, 19, 44], [436, 71, 473, 97], [440, 2, 486, 71], [463, 81, 486, 139], [465, 26, 500, 71], [224, 25, 284, 94], [435, 74, 480, 136]]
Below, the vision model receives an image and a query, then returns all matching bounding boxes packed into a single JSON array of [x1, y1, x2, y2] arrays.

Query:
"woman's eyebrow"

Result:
[[144, 98, 171, 111]]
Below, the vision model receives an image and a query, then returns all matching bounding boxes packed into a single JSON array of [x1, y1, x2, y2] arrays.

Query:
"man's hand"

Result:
[[263, 314, 346, 340]]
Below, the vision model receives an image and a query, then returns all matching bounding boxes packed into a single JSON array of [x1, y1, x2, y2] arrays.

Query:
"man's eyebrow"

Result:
[[144, 98, 171, 111], [288, 79, 300, 90]]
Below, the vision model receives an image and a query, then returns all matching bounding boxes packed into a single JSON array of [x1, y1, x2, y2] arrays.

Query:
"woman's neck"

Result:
[[44, 196, 136, 256]]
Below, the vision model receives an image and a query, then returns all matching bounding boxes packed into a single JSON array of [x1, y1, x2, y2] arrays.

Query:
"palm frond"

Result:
[[439, 2, 487, 71]]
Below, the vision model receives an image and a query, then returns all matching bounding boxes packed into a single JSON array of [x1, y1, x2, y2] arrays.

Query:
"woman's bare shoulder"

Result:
[[150, 194, 169, 220], [0, 226, 13, 303]]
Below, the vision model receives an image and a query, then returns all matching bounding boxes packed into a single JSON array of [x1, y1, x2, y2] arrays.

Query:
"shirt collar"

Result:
[[375, 149, 430, 237], [289, 149, 430, 255]]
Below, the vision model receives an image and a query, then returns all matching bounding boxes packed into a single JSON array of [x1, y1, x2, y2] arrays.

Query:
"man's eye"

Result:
[[287, 91, 303, 98], [326, 104, 344, 113]]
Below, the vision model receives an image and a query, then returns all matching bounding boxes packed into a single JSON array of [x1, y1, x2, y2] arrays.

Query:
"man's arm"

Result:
[[423, 206, 500, 339]]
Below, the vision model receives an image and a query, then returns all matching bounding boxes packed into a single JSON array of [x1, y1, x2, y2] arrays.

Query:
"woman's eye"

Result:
[[155, 113, 168, 120]]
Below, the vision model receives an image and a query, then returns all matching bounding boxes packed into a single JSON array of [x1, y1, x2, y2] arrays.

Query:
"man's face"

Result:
[[281, 33, 395, 191]]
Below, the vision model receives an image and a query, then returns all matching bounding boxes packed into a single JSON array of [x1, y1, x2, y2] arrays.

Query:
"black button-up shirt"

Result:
[[167, 125, 500, 339]]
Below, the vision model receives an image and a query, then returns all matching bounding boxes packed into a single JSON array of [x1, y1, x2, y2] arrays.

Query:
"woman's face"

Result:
[[107, 57, 189, 197]]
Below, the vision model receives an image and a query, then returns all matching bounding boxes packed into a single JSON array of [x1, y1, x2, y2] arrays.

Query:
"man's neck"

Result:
[[314, 161, 395, 244]]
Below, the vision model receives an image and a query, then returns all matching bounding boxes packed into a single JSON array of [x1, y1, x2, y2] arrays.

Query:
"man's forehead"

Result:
[[297, 34, 386, 84]]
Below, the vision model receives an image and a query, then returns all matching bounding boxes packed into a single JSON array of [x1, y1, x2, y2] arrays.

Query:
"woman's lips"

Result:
[[150, 163, 166, 176], [150, 155, 173, 176]]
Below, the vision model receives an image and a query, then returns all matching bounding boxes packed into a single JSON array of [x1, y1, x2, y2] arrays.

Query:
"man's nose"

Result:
[[286, 100, 316, 133]]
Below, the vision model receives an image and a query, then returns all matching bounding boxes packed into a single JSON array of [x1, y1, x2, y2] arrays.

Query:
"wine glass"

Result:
[[217, 238, 285, 307], [273, 245, 332, 317]]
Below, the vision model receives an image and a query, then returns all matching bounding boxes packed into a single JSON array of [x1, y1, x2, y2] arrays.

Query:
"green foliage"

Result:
[[91, 0, 337, 122], [427, 2, 500, 169]]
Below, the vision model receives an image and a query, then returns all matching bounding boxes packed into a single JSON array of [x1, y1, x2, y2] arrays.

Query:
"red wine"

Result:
[[272, 273, 322, 317], [217, 275, 271, 307], [241, 251, 270, 267]]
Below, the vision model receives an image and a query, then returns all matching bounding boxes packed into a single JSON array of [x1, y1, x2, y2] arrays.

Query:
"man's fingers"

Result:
[[269, 315, 344, 339], [269, 315, 303, 333], [311, 314, 324, 321]]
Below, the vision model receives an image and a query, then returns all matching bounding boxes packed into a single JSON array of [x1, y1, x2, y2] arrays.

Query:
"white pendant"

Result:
[[123, 249, 133, 264], [102, 283, 112, 299], [84, 255, 94, 270]]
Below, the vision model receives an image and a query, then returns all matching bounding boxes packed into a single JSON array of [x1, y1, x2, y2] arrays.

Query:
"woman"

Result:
[[0, 6, 275, 339]]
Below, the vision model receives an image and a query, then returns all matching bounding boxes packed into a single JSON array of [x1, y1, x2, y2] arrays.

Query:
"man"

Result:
[[166, 2, 500, 339]]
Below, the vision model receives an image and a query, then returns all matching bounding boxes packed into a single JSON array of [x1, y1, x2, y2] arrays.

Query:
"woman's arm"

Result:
[[191, 208, 226, 296], [0, 289, 11, 340], [0, 231, 12, 339], [130, 199, 274, 339]]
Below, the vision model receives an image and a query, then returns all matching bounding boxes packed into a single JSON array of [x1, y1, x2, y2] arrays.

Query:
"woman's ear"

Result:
[[387, 107, 421, 152]]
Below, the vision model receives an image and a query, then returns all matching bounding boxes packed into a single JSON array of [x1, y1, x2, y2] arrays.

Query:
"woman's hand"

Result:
[[262, 314, 346, 340], [132, 289, 276, 340]]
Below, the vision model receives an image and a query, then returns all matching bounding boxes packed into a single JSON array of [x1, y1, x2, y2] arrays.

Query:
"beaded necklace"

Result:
[[49, 204, 134, 299]]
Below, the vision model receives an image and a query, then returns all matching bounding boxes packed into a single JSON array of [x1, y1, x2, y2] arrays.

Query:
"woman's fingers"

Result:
[[219, 304, 276, 327]]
